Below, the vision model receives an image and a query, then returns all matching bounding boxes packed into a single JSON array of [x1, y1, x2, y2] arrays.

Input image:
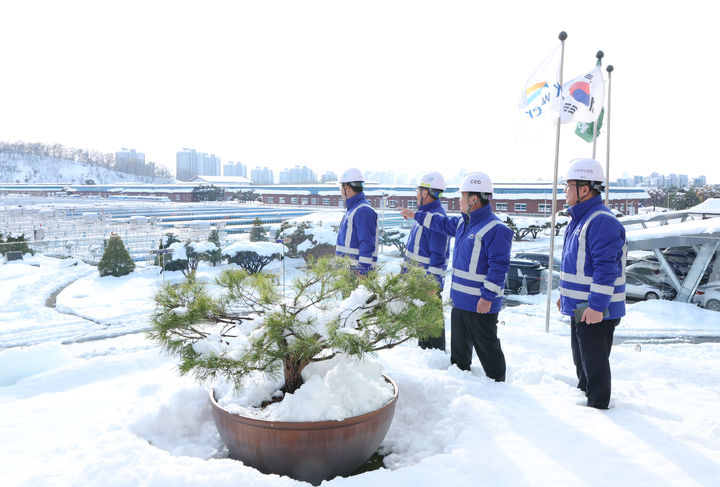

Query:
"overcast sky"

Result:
[[1, 1, 717, 184]]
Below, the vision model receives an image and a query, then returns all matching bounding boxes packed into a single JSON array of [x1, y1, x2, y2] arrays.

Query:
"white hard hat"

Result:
[[565, 158, 605, 183], [460, 172, 493, 194], [418, 171, 446, 191], [339, 167, 364, 183]]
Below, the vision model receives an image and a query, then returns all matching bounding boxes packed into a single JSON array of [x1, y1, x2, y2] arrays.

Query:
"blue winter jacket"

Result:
[[415, 204, 513, 313], [402, 199, 450, 287], [559, 195, 627, 319], [335, 192, 378, 274]]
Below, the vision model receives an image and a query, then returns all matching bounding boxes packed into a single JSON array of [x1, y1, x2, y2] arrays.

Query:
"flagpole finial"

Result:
[[596, 50, 604, 60], [607, 65, 614, 73], [558, 31, 568, 41]]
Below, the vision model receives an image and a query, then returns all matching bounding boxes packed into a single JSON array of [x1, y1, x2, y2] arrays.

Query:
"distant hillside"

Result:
[[0, 141, 173, 184]]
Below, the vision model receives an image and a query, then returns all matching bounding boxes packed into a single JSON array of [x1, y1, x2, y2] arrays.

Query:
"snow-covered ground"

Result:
[[1, 240, 719, 486]]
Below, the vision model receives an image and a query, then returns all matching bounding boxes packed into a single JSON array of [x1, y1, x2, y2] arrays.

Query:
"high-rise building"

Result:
[[251, 166, 274, 185], [321, 171, 338, 183], [691, 175, 707, 187], [678, 174, 689, 187], [223, 161, 247, 178], [115, 148, 146, 175], [176, 148, 221, 181], [279, 165, 317, 184]]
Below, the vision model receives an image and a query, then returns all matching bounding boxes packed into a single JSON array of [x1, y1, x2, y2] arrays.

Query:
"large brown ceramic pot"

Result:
[[209, 375, 399, 485]]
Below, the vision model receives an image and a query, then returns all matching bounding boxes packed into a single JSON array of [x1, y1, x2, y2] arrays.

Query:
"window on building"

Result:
[[279, 197, 286, 204], [407, 200, 417, 209], [495, 202, 508, 211], [514, 203, 527, 212], [538, 203, 552, 213], [267, 197, 274, 203], [322, 197, 330, 205], [290, 197, 298, 204], [301, 198, 308, 205], [388, 200, 397, 208], [311, 198, 317, 205], [620, 204, 625, 212]]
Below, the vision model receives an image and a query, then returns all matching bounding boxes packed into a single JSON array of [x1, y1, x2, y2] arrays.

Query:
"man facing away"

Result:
[[557, 158, 627, 409], [402, 171, 451, 350], [335, 167, 378, 275], [402, 172, 512, 381]]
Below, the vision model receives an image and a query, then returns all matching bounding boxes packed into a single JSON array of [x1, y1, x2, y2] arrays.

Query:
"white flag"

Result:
[[518, 44, 562, 124], [559, 65, 605, 124]]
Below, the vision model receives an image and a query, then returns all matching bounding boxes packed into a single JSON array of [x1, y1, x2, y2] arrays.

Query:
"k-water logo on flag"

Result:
[[519, 44, 562, 123]]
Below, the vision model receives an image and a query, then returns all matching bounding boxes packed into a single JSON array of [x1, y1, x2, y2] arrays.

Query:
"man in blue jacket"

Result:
[[402, 172, 512, 380], [402, 171, 451, 350], [335, 167, 378, 274], [557, 158, 626, 409]]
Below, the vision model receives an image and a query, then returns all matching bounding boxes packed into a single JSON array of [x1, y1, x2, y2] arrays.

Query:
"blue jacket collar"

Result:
[[569, 194, 603, 220], [463, 203, 492, 224], [345, 192, 367, 209], [418, 199, 442, 212]]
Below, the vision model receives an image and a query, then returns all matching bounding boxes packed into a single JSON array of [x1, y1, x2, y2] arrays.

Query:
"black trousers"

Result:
[[450, 308, 506, 381], [570, 316, 621, 409], [418, 329, 446, 351], [418, 289, 446, 351]]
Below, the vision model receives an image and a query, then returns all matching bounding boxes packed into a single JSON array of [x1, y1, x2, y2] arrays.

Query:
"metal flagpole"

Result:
[[544, 31, 567, 334], [604, 65, 614, 205], [592, 51, 604, 159]]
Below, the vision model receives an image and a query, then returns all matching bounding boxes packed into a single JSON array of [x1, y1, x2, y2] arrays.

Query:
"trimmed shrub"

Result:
[[98, 234, 135, 277]]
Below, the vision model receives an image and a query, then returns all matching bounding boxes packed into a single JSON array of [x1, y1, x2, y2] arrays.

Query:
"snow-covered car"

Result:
[[692, 283, 720, 311], [626, 260, 669, 284], [625, 272, 676, 301]]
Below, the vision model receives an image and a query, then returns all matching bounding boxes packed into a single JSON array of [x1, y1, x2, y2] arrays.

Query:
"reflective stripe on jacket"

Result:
[[402, 199, 450, 287], [559, 195, 627, 319], [415, 204, 512, 313], [335, 192, 378, 273]]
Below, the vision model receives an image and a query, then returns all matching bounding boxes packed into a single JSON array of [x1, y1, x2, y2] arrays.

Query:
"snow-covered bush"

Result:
[[0, 232, 34, 256], [274, 221, 314, 258], [379, 228, 409, 254], [155, 233, 222, 277], [223, 241, 281, 274], [149, 257, 443, 396], [98, 234, 135, 277], [249, 218, 269, 242]]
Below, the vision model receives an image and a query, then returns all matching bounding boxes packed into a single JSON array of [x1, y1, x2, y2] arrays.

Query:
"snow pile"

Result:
[[622, 300, 720, 336], [167, 241, 188, 260], [216, 356, 394, 422], [223, 240, 284, 257], [285, 210, 345, 245], [129, 386, 224, 458], [188, 241, 218, 254]]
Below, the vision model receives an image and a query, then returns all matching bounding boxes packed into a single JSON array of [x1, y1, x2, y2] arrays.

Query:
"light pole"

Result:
[[150, 248, 174, 285], [276, 237, 291, 297]]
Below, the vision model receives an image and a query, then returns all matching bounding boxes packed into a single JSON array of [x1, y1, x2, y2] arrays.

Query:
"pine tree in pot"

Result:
[[149, 257, 443, 484]]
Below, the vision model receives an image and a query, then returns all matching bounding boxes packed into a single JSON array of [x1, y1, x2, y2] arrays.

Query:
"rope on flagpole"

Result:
[[544, 30, 567, 334], [605, 65, 614, 205], [592, 50, 604, 159]]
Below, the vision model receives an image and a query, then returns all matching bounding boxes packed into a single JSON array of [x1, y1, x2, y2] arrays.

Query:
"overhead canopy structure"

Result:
[[625, 217, 720, 302], [622, 198, 720, 228]]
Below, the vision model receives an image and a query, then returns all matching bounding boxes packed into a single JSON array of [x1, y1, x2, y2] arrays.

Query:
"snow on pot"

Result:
[[149, 256, 443, 483]]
